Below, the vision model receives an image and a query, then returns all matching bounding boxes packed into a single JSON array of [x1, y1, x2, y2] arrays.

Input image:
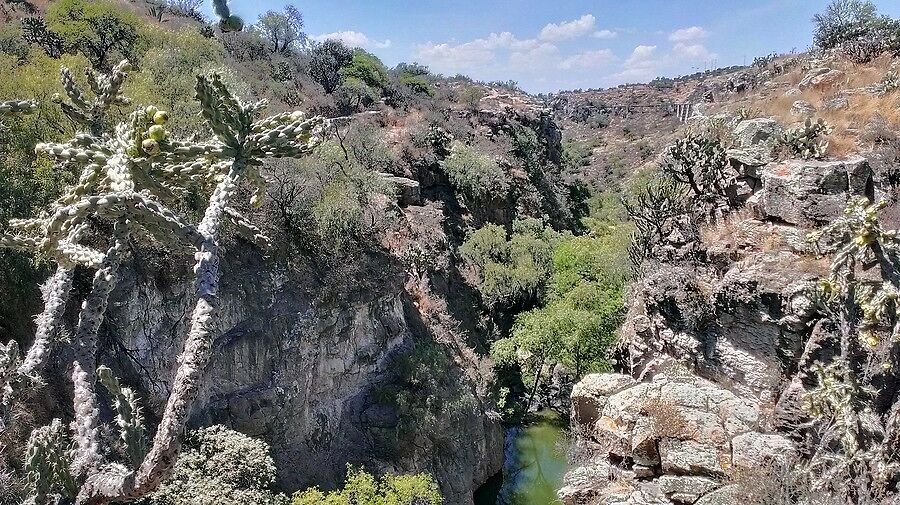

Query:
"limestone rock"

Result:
[[731, 432, 796, 470], [657, 475, 721, 503], [750, 156, 873, 226], [694, 485, 741, 505], [799, 68, 844, 89], [558, 459, 612, 505], [377, 172, 422, 206], [572, 373, 637, 426], [822, 95, 849, 111], [790, 100, 816, 117], [729, 118, 783, 165], [659, 439, 724, 476]]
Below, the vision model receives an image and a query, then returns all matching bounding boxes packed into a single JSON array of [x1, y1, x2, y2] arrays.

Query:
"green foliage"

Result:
[[442, 142, 509, 205], [292, 466, 442, 505], [126, 28, 227, 137], [780, 118, 833, 160], [46, 0, 146, 70], [254, 5, 306, 54], [459, 86, 485, 111], [139, 426, 285, 505], [341, 50, 390, 91], [660, 133, 729, 200], [812, 0, 897, 50], [461, 219, 557, 311], [309, 40, 353, 94], [269, 142, 393, 256], [399, 73, 433, 96]]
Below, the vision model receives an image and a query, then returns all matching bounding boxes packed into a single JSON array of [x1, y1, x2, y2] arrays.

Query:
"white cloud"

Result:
[[593, 29, 617, 39], [415, 31, 548, 74], [539, 14, 596, 41], [312, 31, 391, 49], [614, 44, 661, 81], [559, 49, 615, 70], [672, 42, 717, 62], [668, 26, 709, 42], [509, 43, 560, 71]]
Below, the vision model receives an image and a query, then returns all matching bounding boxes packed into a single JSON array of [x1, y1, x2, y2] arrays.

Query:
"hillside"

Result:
[[0, 1, 900, 505]]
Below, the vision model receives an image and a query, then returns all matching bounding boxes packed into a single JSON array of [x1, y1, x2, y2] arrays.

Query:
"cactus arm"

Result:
[[97, 366, 147, 468], [224, 206, 271, 252], [70, 221, 129, 478]]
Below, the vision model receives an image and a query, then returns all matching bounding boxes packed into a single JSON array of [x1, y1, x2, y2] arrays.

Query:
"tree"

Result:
[[341, 49, 389, 90], [308, 39, 353, 94], [812, 0, 891, 49], [46, 0, 143, 71], [254, 5, 307, 54]]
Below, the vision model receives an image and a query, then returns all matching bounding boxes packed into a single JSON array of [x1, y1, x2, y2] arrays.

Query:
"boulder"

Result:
[[571, 373, 637, 426], [784, 88, 802, 97], [790, 100, 816, 117], [694, 485, 741, 505], [377, 172, 422, 206], [657, 475, 721, 503], [799, 68, 844, 89], [659, 439, 725, 476], [822, 95, 849, 111], [731, 432, 796, 470], [729, 118, 784, 165], [749, 156, 873, 226], [557, 459, 612, 505]]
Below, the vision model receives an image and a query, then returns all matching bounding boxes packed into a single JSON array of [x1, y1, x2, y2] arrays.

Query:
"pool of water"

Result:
[[474, 413, 567, 505]]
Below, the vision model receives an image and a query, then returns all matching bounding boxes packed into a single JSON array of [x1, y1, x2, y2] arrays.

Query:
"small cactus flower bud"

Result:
[[145, 105, 159, 118], [148, 125, 167, 141], [142, 139, 160, 156], [50, 93, 63, 104], [153, 110, 169, 125]]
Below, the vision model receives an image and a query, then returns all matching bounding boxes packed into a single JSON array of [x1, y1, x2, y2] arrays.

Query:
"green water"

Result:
[[474, 414, 567, 505]]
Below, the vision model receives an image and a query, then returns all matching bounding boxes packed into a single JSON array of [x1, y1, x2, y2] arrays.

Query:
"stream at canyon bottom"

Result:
[[474, 412, 567, 505]]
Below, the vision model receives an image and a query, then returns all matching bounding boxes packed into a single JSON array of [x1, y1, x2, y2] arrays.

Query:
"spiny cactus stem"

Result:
[[76, 162, 247, 503], [71, 220, 129, 478]]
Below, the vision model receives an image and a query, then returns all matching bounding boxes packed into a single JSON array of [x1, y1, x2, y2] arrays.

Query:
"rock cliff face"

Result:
[[99, 244, 502, 505], [561, 117, 879, 504]]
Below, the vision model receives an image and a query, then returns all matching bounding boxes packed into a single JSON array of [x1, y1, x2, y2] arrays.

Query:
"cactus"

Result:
[[211, 0, 244, 32], [2, 59, 324, 504], [24, 419, 78, 504], [780, 117, 833, 160], [97, 366, 147, 468]]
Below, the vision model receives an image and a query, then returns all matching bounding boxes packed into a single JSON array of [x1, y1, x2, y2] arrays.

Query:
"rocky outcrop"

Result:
[[748, 156, 873, 227], [561, 372, 795, 505], [100, 247, 502, 505]]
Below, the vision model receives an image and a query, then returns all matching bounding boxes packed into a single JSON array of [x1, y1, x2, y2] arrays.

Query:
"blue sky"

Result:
[[207, 1, 900, 93]]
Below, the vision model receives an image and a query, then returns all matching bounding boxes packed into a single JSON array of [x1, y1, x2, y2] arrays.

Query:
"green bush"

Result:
[[341, 49, 389, 91], [460, 219, 557, 311], [292, 466, 442, 505], [308, 40, 353, 94], [139, 426, 285, 505], [46, 0, 146, 70], [442, 142, 509, 205]]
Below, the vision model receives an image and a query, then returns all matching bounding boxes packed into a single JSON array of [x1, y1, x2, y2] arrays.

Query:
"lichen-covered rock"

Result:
[[790, 100, 817, 116], [656, 475, 720, 503], [798, 68, 844, 89], [571, 373, 637, 426], [563, 371, 781, 504], [731, 432, 796, 470], [749, 156, 872, 227]]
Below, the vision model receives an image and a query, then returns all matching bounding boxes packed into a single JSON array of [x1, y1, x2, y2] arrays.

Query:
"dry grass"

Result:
[[640, 397, 696, 439], [745, 54, 900, 159]]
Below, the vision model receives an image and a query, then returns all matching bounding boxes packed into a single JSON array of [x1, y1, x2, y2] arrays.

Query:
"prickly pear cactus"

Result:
[[780, 117, 833, 160]]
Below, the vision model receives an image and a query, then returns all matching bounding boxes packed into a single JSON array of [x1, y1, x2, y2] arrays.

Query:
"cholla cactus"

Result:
[[23, 419, 77, 504], [211, 0, 244, 32], [2, 59, 324, 504], [780, 117, 833, 160], [51, 60, 132, 137]]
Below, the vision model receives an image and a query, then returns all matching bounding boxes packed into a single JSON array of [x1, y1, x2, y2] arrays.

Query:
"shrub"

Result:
[[459, 86, 484, 111], [292, 466, 442, 505], [46, 0, 145, 70], [341, 49, 389, 91], [308, 39, 353, 94], [254, 5, 306, 54], [442, 142, 509, 205], [460, 219, 557, 311], [812, 0, 899, 52], [139, 426, 285, 505]]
